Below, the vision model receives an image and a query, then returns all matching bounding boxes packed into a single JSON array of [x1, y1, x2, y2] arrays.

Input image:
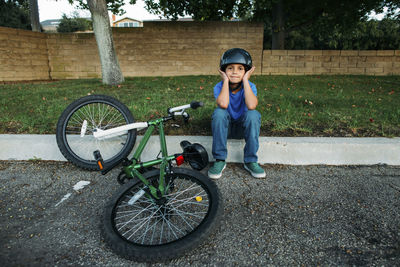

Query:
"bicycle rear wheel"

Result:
[[102, 168, 222, 262], [56, 95, 136, 170]]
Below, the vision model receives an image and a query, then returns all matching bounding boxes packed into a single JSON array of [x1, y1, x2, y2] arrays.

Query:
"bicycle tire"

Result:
[[56, 95, 136, 170], [102, 168, 223, 262]]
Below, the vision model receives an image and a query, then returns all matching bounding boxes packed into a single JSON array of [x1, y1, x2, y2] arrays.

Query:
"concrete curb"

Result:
[[1, 134, 399, 165]]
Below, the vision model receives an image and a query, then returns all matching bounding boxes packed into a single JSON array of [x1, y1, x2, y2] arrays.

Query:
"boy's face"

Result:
[[225, 64, 245, 84]]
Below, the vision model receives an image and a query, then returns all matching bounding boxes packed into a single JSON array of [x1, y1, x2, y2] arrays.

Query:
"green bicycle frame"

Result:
[[122, 117, 177, 199]]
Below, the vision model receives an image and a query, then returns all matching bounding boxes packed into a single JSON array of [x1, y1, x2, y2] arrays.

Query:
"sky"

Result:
[[38, 0, 161, 22], [38, 0, 390, 22]]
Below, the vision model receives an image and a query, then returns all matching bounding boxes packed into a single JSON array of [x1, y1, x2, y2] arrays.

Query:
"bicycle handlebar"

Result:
[[168, 101, 203, 114], [93, 101, 204, 140]]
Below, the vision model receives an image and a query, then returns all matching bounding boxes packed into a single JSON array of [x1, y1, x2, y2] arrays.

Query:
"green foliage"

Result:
[[281, 18, 400, 50], [141, 0, 399, 24], [144, 0, 238, 21], [0, 0, 30, 30], [70, 0, 137, 16], [253, 0, 400, 49], [57, 14, 92, 33]]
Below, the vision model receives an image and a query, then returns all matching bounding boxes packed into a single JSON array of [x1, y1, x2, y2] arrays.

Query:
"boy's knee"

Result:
[[212, 108, 230, 121], [244, 110, 261, 123]]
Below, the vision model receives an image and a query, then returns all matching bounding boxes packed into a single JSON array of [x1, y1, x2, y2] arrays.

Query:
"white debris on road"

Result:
[[55, 193, 72, 207], [55, 181, 91, 207], [73, 181, 91, 191]]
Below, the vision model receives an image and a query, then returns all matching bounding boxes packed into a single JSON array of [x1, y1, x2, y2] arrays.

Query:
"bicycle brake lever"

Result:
[[183, 113, 190, 123]]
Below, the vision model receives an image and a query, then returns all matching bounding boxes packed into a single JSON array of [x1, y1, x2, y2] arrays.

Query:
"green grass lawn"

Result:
[[1, 75, 399, 137]]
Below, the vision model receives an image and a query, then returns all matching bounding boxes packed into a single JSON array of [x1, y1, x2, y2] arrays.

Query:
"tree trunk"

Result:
[[87, 0, 124, 85], [271, 0, 285, 49], [29, 0, 41, 32]]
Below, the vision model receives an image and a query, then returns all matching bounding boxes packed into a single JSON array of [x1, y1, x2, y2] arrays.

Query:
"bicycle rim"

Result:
[[112, 172, 212, 246], [63, 100, 133, 163]]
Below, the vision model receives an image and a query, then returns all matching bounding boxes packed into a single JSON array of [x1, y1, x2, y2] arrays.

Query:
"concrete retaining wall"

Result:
[[1, 135, 399, 165]]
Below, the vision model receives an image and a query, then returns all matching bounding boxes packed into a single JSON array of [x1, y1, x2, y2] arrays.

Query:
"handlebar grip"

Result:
[[190, 101, 203, 109]]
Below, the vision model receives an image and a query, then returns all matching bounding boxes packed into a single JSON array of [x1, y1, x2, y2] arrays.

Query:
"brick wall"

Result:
[[46, 32, 100, 79], [0, 27, 49, 81], [262, 50, 400, 75], [46, 21, 264, 79], [0, 24, 399, 82]]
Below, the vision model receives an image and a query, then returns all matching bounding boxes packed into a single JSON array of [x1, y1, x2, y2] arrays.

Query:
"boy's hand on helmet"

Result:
[[243, 66, 255, 81], [218, 69, 229, 82]]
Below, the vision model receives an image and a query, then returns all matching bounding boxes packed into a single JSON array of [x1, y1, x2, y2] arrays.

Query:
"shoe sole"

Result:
[[244, 164, 266, 178], [208, 164, 226, 179]]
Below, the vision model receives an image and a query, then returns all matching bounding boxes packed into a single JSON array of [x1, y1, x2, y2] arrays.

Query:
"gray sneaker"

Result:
[[208, 161, 226, 179], [244, 162, 266, 178]]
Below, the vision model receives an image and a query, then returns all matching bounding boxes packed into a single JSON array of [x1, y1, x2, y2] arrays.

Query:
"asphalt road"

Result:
[[0, 161, 399, 266]]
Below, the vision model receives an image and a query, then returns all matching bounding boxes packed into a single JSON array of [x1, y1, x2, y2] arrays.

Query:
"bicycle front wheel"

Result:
[[56, 95, 136, 170], [102, 168, 222, 262]]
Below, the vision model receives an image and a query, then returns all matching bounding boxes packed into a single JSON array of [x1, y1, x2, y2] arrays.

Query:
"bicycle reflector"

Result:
[[180, 140, 209, 170], [175, 154, 185, 166]]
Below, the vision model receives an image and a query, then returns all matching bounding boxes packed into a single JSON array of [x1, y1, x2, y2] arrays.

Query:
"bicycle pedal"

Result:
[[93, 150, 104, 171]]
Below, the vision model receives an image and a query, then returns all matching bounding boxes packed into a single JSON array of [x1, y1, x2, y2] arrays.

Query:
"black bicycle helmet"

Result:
[[220, 48, 252, 72]]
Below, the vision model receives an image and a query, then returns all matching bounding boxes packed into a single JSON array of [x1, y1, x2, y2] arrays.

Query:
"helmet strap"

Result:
[[229, 82, 243, 91]]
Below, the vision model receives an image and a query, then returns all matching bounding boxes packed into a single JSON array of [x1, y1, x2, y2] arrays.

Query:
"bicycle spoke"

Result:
[[124, 205, 163, 240]]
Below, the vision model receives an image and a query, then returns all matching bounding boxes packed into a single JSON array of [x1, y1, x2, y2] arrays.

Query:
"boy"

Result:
[[208, 48, 266, 179]]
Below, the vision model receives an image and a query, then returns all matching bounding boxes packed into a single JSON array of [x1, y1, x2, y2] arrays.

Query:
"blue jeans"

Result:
[[211, 108, 261, 163]]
